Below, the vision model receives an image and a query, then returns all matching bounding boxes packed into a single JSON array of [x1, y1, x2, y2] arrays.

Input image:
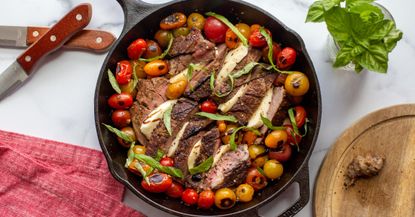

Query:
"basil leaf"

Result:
[[125, 143, 136, 168], [306, 0, 326, 23], [163, 104, 173, 136], [321, 0, 340, 11], [257, 167, 266, 177], [349, 3, 383, 22], [108, 69, 121, 94], [196, 112, 238, 123], [355, 62, 364, 73], [324, 7, 351, 43], [189, 156, 214, 175], [355, 43, 388, 73], [383, 27, 403, 52], [260, 28, 279, 72], [102, 123, 134, 143], [131, 62, 139, 90], [289, 129, 300, 151], [205, 12, 248, 46], [209, 72, 215, 94], [155, 149, 164, 161], [333, 42, 354, 67], [288, 108, 300, 136], [139, 33, 173, 62], [187, 63, 196, 81], [346, 0, 374, 8], [230, 126, 261, 151], [232, 62, 259, 79], [261, 115, 286, 131], [135, 154, 184, 179], [368, 20, 394, 40], [134, 161, 150, 184]]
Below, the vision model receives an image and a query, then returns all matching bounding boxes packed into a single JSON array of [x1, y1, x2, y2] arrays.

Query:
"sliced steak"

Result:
[[130, 77, 169, 146], [234, 46, 262, 71], [168, 28, 215, 58], [195, 128, 221, 166], [173, 131, 205, 179], [199, 144, 250, 190], [168, 54, 193, 76]]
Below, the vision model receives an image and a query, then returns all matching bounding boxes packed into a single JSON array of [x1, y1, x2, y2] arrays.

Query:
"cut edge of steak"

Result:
[[168, 28, 215, 58]]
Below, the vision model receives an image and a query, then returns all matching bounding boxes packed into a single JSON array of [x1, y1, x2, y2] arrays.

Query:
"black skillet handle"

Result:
[[116, 0, 163, 35]]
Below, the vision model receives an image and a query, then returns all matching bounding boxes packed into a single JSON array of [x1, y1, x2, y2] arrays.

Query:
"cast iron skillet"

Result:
[[94, 0, 322, 216]]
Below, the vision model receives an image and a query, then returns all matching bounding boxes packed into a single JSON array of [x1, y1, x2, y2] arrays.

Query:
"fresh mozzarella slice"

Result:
[[140, 100, 177, 139], [215, 44, 248, 85], [167, 122, 189, 157], [247, 88, 274, 128], [218, 85, 248, 112], [187, 139, 202, 169]]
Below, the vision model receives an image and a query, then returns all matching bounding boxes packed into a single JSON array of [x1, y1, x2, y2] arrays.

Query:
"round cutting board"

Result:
[[314, 104, 415, 217]]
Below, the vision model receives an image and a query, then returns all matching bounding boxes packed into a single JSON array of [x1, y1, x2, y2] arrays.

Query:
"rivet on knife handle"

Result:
[[16, 3, 92, 74], [26, 27, 115, 52]]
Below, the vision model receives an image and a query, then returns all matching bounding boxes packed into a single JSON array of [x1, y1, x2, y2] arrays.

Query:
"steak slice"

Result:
[[199, 144, 250, 190], [173, 131, 206, 179], [130, 77, 169, 146], [168, 28, 215, 58], [168, 54, 193, 76]]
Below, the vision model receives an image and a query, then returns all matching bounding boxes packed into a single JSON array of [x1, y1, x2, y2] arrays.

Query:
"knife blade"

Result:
[[0, 26, 115, 52], [0, 3, 92, 101]]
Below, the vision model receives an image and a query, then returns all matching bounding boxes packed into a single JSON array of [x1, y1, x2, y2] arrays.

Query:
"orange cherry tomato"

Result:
[[144, 60, 169, 76], [225, 29, 238, 49], [160, 12, 187, 30]]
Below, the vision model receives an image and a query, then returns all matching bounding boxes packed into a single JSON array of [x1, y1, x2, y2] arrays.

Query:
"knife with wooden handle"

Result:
[[0, 26, 115, 53], [0, 3, 92, 101]]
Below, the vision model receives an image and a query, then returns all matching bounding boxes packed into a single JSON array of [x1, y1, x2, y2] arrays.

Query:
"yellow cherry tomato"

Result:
[[235, 23, 251, 39], [130, 60, 147, 78], [215, 188, 236, 209], [217, 120, 227, 133], [132, 145, 146, 155], [252, 155, 268, 168], [187, 13, 205, 30], [284, 71, 310, 97], [265, 130, 288, 149], [236, 184, 254, 202], [263, 159, 284, 180], [248, 144, 266, 159], [144, 60, 169, 76], [221, 124, 238, 144], [166, 79, 188, 99]]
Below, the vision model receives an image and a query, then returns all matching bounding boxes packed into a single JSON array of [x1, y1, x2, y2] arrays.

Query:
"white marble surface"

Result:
[[0, 0, 414, 216]]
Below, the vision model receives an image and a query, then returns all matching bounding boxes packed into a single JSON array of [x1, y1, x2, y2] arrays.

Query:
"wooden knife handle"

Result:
[[27, 27, 116, 53], [17, 4, 92, 74]]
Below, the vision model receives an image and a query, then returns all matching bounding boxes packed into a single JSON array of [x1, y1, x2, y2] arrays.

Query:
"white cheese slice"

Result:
[[247, 88, 274, 128], [216, 44, 248, 85], [140, 100, 177, 139], [187, 139, 202, 170], [218, 85, 248, 113], [167, 122, 189, 157], [212, 144, 231, 167]]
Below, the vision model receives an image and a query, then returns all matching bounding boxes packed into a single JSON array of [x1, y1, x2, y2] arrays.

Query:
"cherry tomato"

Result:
[[182, 189, 199, 205], [127, 38, 147, 60], [198, 190, 215, 209], [200, 100, 217, 113], [294, 106, 307, 128], [284, 71, 310, 97], [143, 40, 162, 59], [111, 110, 131, 128], [120, 80, 137, 95], [160, 157, 174, 167], [128, 159, 151, 175], [250, 24, 261, 32], [144, 60, 169, 76], [214, 188, 236, 209], [131, 60, 147, 79], [265, 130, 288, 149], [173, 27, 190, 37], [154, 30, 172, 48], [141, 173, 172, 193], [285, 125, 302, 145], [269, 143, 292, 162], [117, 126, 136, 147], [225, 29, 238, 49], [235, 184, 254, 202], [166, 182, 184, 198], [277, 47, 297, 70], [248, 144, 266, 159], [187, 13, 205, 30], [217, 120, 227, 133], [245, 167, 267, 191], [108, 93, 133, 109], [115, 60, 133, 85], [249, 28, 271, 48], [132, 145, 146, 155], [204, 16, 228, 43], [166, 79, 188, 99], [252, 155, 268, 168], [235, 23, 251, 39], [262, 42, 282, 63], [242, 130, 258, 146], [263, 159, 283, 180], [160, 12, 187, 30]]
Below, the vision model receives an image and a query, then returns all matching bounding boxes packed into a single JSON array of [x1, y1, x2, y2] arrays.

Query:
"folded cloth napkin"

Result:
[[0, 130, 145, 217]]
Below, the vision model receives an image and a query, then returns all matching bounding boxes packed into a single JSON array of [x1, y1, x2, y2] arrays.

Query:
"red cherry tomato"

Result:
[[198, 190, 215, 209], [141, 173, 172, 193], [245, 167, 267, 191], [166, 182, 184, 198], [203, 17, 228, 43], [115, 60, 133, 85], [277, 47, 297, 70], [249, 28, 271, 48], [269, 143, 292, 162], [160, 157, 174, 167], [285, 125, 302, 145], [108, 93, 133, 109], [294, 106, 307, 128], [127, 38, 147, 60], [111, 110, 132, 128], [182, 188, 199, 205], [200, 100, 217, 113]]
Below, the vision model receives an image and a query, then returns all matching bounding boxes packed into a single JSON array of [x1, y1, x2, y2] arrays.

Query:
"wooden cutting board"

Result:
[[314, 104, 415, 217]]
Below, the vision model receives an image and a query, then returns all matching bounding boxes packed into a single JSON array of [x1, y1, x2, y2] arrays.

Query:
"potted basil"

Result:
[[306, 0, 403, 73]]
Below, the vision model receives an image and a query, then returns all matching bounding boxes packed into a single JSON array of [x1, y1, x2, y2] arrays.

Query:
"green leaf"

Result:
[[134, 160, 150, 184], [189, 156, 214, 175], [257, 167, 266, 177], [333, 43, 354, 67], [355, 43, 388, 73], [306, 1, 326, 22], [102, 123, 134, 143], [163, 104, 173, 136], [231, 62, 259, 79], [368, 20, 394, 40], [209, 72, 234, 97], [205, 12, 248, 46], [135, 154, 184, 179], [107, 69, 121, 94], [354, 62, 364, 73], [261, 115, 286, 131], [125, 142, 136, 168], [383, 27, 403, 52], [321, 0, 341, 11], [131, 62, 139, 90], [288, 108, 300, 136], [139, 33, 173, 62], [230, 126, 261, 151], [349, 3, 383, 22], [155, 149, 164, 161], [346, 0, 374, 8], [325, 7, 351, 43], [260, 27, 278, 72], [196, 112, 238, 123]]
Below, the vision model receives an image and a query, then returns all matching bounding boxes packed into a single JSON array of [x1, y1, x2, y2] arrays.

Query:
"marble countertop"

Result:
[[0, 0, 414, 216]]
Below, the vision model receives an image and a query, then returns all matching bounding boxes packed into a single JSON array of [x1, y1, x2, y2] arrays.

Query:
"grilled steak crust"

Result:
[[173, 131, 205, 178], [195, 128, 220, 166], [168, 28, 215, 58], [168, 54, 193, 76]]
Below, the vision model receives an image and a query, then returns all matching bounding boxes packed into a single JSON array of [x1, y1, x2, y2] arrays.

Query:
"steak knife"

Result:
[[0, 3, 92, 101], [0, 26, 115, 53]]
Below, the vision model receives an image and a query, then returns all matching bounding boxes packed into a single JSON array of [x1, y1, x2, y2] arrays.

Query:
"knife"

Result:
[[0, 3, 92, 101], [0, 26, 115, 53]]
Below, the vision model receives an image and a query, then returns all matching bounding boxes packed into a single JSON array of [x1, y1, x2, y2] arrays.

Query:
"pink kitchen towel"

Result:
[[0, 130, 145, 217]]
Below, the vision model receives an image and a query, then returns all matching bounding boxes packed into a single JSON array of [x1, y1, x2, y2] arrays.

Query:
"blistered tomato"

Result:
[[277, 47, 297, 70], [166, 182, 184, 198], [141, 173, 172, 193], [182, 189, 199, 205], [204, 17, 228, 43], [200, 100, 217, 113], [249, 28, 271, 48], [115, 60, 133, 85], [111, 110, 131, 128], [160, 157, 174, 167], [198, 190, 215, 209], [127, 38, 147, 60], [108, 93, 133, 109]]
